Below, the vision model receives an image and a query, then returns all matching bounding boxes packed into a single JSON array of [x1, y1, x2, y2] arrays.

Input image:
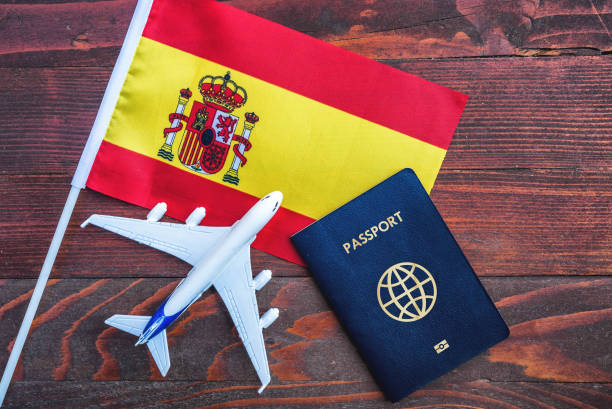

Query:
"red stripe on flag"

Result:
[[86, 141, 312, 265], [142, 0, 467, 150]]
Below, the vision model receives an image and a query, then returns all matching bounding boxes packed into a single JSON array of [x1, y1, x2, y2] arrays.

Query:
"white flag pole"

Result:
[[0, 0, 154, 405]]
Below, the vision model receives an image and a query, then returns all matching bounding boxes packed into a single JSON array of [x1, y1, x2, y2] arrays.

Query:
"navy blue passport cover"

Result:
[[291, 169, 509, 402]]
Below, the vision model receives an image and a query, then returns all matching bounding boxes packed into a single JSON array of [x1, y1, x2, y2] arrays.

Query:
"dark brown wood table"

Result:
[[1, 1, 611, 408]]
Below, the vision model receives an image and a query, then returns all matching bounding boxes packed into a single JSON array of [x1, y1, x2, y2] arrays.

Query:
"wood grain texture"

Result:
[[0, 277, 610, 407], [2, 381, 611, 409], [0, 277, 609, 384], [1, 56, 611, 174], [0, 0, 610, 67], [0, 0, 610, 407], [1, 167, 609, 278]]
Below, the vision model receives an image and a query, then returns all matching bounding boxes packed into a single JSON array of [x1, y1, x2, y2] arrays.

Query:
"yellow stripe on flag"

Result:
[[104, 37, 447, 219]]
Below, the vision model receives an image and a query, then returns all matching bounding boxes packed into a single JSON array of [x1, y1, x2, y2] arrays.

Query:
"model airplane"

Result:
[[81, 191, 283, 393]]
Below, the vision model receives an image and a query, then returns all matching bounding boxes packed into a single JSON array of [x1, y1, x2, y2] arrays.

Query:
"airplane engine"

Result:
[[253, 269, 272, 291], [185, 207, 206, 226], [147, 202, 167, 222], [259, 308, 279, 329]]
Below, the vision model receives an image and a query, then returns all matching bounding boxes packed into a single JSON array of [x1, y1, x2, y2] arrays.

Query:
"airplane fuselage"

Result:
[[136, 192, 283, 345]]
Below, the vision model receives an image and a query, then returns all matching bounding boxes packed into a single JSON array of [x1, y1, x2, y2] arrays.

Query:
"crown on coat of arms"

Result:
[[198, 72, 247, 112]]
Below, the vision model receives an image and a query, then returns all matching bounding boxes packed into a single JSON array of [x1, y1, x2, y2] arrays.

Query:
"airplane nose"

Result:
[[269, 191, 283, 202], [268, 191, 283, 211]]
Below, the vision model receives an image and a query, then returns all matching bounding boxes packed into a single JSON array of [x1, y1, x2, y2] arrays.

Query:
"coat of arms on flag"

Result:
[[157, 72, 259, 186]]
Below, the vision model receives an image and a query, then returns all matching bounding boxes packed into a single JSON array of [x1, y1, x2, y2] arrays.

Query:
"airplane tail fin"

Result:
[[105, 314, 171, 377]]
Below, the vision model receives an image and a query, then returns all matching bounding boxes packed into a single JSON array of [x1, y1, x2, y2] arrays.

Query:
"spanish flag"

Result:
[[85, 0, 468, 265]]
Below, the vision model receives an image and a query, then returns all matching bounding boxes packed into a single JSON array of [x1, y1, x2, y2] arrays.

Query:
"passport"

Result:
[[290, 169, 509, 402]]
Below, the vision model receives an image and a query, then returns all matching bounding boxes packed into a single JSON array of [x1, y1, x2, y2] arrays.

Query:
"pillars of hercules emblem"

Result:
[[158, 88, 192, 161], [223, 112, 259, 185]]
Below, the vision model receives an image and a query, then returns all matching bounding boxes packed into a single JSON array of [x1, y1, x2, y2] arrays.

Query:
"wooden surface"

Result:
[[0, 0, 610, 408]]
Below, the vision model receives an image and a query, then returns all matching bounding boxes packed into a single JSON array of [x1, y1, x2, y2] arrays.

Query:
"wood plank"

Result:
[[399, 55, 612, 170], [433, 169, 611, 277], [0, 0, 610, 67], [1, 168, 609, 278], [0, 277, 609, 384], [2, 380, 611, 409], [0, 56, 611, 175], [0, 0, 135, 67], [323, 0, 612, 59]]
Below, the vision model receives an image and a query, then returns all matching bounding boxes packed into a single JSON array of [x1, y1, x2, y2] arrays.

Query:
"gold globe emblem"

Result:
[[377, 262, 437, 322]]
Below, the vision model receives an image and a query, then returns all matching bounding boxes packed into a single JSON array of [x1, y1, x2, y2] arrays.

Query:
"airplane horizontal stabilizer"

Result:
[[105, 314, 151, 336], [147, 330, 171, 377], [104, 314, 171, 377]]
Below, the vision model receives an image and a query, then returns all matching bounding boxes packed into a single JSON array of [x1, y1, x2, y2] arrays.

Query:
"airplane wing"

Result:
[[82, 214, 230, 265], [213, 245, 277, 393]]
